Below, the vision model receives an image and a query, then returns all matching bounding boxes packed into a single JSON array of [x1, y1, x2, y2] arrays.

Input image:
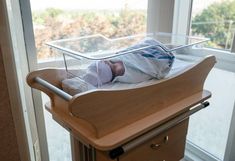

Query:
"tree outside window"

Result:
[[191, 0, 235, 50]]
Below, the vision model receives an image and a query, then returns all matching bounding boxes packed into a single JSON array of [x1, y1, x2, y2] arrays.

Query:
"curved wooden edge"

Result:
[[26, 68, 69, 103], [27, 68, 68, 88], [69, 55, 216, 138], [27, 68, 100, 136]]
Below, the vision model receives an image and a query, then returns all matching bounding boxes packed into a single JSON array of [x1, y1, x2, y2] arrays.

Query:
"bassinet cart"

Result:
[[27, 33, 216, 161]]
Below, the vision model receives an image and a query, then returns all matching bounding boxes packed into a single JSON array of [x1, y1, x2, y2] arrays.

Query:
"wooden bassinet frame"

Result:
[[27, 55, 216, 160]]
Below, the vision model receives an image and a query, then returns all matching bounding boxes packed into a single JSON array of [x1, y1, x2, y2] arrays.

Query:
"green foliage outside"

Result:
[[32, 8, 146, 59], [191, 1, 235, 49], [33, 1, 235, 59], [33, 8, 64, 24]]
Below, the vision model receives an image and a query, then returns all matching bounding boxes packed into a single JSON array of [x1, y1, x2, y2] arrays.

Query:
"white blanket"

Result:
[[62, 58, 193, 95], [111, 38, 175, 83]]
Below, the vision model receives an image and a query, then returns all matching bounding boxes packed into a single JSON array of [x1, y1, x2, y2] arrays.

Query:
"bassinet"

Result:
[[27, 33, 216, 161]]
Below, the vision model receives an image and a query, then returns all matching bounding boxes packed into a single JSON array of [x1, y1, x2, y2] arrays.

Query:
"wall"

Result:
[[147, 0, 175, 33], [0, 46, 21, 161], [0, 0, 29, 160]]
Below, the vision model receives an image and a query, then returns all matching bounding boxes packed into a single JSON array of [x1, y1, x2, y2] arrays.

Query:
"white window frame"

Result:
[[18, 0, 50, 161], [2, 0, 50, 161], [0, 0, 37, 161], [170, 1, 235, 161]]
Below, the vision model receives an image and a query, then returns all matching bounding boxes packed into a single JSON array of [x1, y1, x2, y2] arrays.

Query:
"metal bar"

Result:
[[109, 101, 210, 159], [34, 77, 72, 101], [91, 147, 96, 161], [63, 53, 69, 72], [83, 144, 86, 161], [231, 32, 235, 53], [79, 142, 84, 161], [87, 147, 91, 161]]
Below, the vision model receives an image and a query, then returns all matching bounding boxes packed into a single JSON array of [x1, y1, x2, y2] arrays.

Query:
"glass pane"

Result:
[[41, 94, 72, 161], [29, 1, 147, 161], [190, 0, 235, 51], [30, 0, 148, 61], [187, 67, 235, 159]]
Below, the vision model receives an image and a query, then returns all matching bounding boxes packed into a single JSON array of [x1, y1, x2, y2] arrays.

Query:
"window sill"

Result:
[[185, 141, 221, 161]]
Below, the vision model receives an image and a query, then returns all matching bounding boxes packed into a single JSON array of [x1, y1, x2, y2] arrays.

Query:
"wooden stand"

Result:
[[27, 55, 216, 161]]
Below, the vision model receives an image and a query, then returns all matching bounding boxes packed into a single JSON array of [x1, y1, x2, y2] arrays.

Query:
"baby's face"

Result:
[[104, 60, 125, 77]]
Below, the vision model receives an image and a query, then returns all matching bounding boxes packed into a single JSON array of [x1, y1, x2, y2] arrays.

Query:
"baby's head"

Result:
[[84, 60, 125, 87], [104, 60, 125, 79]]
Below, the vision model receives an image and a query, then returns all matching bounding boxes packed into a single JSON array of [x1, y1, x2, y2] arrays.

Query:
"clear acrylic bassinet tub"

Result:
[[45, 32, 208, 91]]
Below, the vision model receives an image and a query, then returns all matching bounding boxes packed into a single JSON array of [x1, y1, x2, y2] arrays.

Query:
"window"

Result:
[[186, 0, 235, 160], [190, 0, 235, 51], [29, 1, 148, 161], [187, 67, 235, 159], [31, 0, 148, 61], [14, 0, 235, 160]]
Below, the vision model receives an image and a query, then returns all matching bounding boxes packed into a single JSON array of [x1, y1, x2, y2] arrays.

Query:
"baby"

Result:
[[81, 60, 125, 87], [62, 38, 175, 94]]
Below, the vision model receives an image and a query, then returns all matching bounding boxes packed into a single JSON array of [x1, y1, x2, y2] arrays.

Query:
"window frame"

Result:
[[0, 0, 36, 161], [171, 0, 235, 161], [3, 0, 50, 161], [18, 0, 50, 161]]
